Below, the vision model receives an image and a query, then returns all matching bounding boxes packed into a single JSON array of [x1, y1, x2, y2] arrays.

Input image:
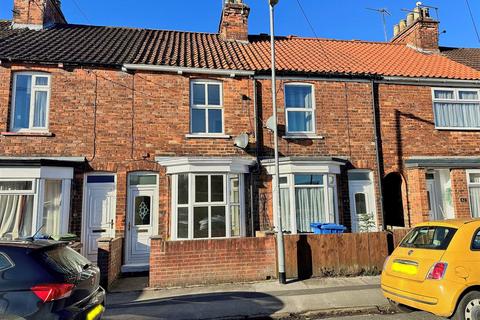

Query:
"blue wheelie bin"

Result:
[[310, 223, 346, 234]]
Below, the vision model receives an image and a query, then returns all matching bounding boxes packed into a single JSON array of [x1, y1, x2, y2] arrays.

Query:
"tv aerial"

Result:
[[366, 8, 391, 42]]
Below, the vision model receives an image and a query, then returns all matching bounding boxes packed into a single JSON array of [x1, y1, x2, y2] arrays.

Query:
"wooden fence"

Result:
[[284, 229, 409, 279]]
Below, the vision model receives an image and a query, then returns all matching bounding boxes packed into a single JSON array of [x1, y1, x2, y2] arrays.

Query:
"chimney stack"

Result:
[[12, 0, 67, 29], [391, 2, 439, 52], [219, 0, 250, 42]]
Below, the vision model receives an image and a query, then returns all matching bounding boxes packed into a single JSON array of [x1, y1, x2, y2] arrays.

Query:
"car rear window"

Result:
[[35, 245, 91, 275], [400, 226, 457, 250]]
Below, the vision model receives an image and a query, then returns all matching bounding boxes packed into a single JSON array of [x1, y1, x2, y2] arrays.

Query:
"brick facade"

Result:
[[149, 236, 277, 288], [97, 237, 123, 290]]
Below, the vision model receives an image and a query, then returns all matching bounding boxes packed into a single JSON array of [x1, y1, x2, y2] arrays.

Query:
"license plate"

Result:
[[87, 304, 104, 320], [392, 261, 418, 275]]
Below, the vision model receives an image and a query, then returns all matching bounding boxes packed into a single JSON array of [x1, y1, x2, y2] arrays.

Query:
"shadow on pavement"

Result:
[[104, 291, 284, 320]]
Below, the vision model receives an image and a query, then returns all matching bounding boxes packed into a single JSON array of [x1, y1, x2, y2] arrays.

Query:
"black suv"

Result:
[[0, 240, 105, 320]]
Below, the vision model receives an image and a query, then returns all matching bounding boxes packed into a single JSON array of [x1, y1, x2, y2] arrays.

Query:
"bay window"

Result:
[[0, 167, 72, 240], [468, 171, 480, 218], [284, 83, 315, 134], [432, 88, 480, 130], [279, 173, 337, 233], [173, 173, 245, 239], [10, 73, 51, 132]]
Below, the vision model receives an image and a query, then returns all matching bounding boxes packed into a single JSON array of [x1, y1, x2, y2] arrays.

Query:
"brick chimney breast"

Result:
[[391, 3, 439, 53], [219, 0, 250, 43], [12, 0, 67, 30]]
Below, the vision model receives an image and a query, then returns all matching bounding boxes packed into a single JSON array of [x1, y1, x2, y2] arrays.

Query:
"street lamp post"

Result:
[[269, 0, 286, 285]]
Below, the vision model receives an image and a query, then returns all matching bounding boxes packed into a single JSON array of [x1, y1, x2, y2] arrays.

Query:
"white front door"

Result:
[[349, 180, 377, 233], [83, 174, 116, 262], [125, 186, 157, 269], [427, 179, 441, 220]]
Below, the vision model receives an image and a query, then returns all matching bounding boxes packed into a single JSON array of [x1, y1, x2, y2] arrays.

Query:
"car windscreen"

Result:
[[400, 226, 457, 250], [34, 245, 91, 276]]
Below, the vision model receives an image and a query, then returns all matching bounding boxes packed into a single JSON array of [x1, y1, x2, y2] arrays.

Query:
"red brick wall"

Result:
[[97, 237, 123, 290], [391, 19, 439, 51], [405, 168, 429, 225], [451, 169, 471, 218], [149, 236, 277, 288], [13, 0, 65, 26], [219, 2, 250, 42]]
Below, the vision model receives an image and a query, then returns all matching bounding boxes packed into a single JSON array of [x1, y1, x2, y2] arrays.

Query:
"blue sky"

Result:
[[1, 0, 479, 47]]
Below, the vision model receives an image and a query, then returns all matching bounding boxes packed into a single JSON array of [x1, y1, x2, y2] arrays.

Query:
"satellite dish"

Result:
[[265, 116, 276, 131], [234, 133, 249, 149]]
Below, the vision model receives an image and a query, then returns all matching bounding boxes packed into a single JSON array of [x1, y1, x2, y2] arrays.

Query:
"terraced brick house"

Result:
[[1, 0, 480, 278]]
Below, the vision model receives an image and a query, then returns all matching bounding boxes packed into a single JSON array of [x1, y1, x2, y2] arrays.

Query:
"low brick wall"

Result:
[[97, 237, 123, 290], [149, 236, 277, 288]]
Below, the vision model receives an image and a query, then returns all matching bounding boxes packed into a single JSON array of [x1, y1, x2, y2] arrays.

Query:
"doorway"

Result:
[[348, 170, 377, 232], [83, 174, 116, 262], [124, 173, 158, 272]]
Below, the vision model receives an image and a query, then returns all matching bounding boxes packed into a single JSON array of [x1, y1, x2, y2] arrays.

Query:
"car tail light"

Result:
[[382, 256, 390, 271], [427, 262, 448, 280], [31, 283, 75, 303]]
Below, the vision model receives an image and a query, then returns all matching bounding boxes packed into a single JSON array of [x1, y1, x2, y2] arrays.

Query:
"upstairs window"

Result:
[[432, 88, 480, 130], [190, 81, 223, 134], [10, 73, 51, 132], [284, 83, 315, 134]]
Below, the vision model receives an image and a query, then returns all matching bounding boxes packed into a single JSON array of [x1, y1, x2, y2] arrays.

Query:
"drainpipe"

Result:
[[251, 78, 259, 237], [371, 80, 386, 230]]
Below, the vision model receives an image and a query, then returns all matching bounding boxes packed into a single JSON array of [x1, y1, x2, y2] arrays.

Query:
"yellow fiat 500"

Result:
[[382, 219, 480, 320]]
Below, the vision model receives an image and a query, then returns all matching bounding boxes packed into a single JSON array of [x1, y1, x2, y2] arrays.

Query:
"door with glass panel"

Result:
[[125, 174, 158, 268], [348, 171, 377, 233], [84, 175, 116, 262], [469, 172, 480, 218]]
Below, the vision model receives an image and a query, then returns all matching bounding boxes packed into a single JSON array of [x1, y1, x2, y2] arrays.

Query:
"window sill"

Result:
[[435, 127, 480, 131], [185, 134, 231, 139], [1, 131, 54, 137], [283, 134, 325, 140]]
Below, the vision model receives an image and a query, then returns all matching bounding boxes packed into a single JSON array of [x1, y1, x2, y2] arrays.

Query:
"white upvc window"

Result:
[[0, 171, 71, 240], [10, 72, 51, 132], [190, 80, 224, 135], [284, 83, 315, 134], [467, 170, 480, 218], [432, 88, 480, 130], [172, 173, 245, 240], [279, 173, 337, 233]]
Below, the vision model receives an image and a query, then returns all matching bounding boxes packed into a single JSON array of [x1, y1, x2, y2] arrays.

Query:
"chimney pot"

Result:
[[407, 13, 415, 26]]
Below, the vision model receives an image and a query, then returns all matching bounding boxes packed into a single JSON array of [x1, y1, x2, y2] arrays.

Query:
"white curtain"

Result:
[[435, 102, 480, 128], [280, 188, 291, 232], [0, 195, 33, 239], [295, 187, 325, 233], [43, 180, 62, 235], [470, 187, 480, 218], [33, 91, 48, 127], [285, 86, 312, 108]]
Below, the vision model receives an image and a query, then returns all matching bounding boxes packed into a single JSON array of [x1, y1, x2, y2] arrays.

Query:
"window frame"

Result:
[[284, 82, 316, 135], [171, 172, 245, 240], [10, 72, 52, 133], [279, 173, 338, 233], [431, 87, 480, 130], [467, 170, 480, 218], [190, 80, 224, 135]]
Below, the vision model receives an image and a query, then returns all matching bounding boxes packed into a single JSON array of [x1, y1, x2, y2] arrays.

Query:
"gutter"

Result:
[[122, 64, 255, 77], [380, 76, 480, 87]]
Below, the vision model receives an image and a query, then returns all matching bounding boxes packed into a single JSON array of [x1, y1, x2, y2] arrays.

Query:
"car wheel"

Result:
[[388, 298, 415, 313], [452, 291, 480, 320]]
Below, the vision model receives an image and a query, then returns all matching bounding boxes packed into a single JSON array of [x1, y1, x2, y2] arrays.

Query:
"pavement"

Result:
[[104, 276, 394, 320], [327, 312, 443, 319]]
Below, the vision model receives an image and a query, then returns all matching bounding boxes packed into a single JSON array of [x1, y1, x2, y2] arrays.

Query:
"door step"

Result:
[[121, 264, 149, 273]]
